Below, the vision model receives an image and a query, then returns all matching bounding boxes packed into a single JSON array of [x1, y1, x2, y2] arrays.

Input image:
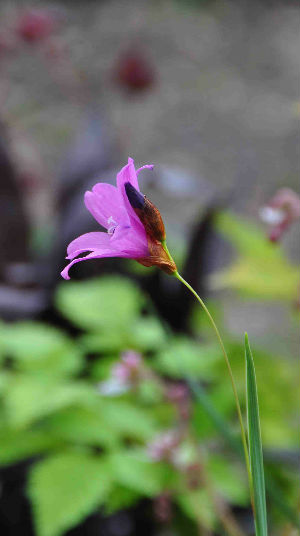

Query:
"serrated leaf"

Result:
[[213, 212, 299, 301], [154, 338, 220, 379], [208, 455, 248, 505], [99, 399, 159, 441], [4, 375, 96, 427], [110, 450, 169, 496], [176, 489, 215, 529], [43, 406, 119, 448], [55, 276, 144, 332], [0, 429, 59, 466], [28, 452, 111, 536], [130, 317, 167, 351], [245, 334, 268, 536], [1, 322, 83, 376]]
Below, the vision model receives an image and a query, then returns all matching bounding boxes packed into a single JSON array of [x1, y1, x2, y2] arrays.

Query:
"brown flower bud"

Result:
[[125, 182, 166, 241], [125, 182, 176, 274]]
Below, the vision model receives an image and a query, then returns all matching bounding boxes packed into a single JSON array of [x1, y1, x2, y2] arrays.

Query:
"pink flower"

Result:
[[260, 188, 300, 242], [16, 9, 57, 43], [112, 351, 142, 385], [61, 158, 176, 279]]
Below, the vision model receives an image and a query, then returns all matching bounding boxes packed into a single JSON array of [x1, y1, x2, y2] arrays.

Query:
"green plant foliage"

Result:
[[245, 334, 268, 536], [3, 375, 96, 427], [42, 406, 119, 449], [0, 322, 83, 376], [55, 276, 145, 332], [176, 489, 215, 530], [28, 452, 112, 536], [154, 337, 220, 379], [0, 429, 59, 466], [213, 212, 299, 301], [109, 449, 173, 496], [98, 399, 160, 442], [0, 268, 297, 535]]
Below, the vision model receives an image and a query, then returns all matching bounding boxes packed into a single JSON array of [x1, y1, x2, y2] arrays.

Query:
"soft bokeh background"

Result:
[[0, 1, 299, 535]]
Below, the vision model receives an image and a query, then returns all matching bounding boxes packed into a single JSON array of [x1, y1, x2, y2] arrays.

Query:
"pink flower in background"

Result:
[[260, 187, 300, 242], [16, 8, 59, 44], [112, 351, 142, 385], [61, 158, 176, 279]]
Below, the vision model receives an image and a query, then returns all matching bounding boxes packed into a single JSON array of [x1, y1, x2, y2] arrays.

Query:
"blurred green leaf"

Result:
[[55, 276, 145, 332], [154, 338, 220, 379], [103, 485, 140, 514], [245, 334, 268, 536], [109, 450, 171, 496], [208, 455, 248, 505], [4, 375, 96, 427], [42, 406, 119, 449], [99, 399, 159, 441], [130, 317, 167, 351], [177, 489, 215, 530], [213, 212, 299, 300], [28, 451, 111, 536], [0, 322, 83, 376], [0, 429, 59, 466]]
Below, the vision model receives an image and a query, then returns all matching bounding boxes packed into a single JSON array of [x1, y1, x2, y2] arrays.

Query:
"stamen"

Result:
[[136, 164, 154, 175], [107, 216, 117, 235]]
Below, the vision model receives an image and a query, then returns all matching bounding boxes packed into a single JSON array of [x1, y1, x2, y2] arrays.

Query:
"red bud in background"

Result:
[[114, 48, 155, 92], [16, 8, 58, 43]]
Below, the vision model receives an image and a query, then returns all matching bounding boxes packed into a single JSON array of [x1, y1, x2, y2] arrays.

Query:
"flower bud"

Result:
[[125, 182, 166, 242]]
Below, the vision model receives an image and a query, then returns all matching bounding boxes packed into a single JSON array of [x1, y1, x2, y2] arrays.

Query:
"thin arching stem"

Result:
[[173, 270, 254, 506]]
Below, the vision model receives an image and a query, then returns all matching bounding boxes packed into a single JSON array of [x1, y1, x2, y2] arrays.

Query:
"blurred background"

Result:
[[0, 1, 299, 535]]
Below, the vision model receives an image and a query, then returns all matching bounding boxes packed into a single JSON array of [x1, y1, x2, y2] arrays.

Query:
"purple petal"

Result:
[[84, 183, 128, 229], [67, 232, 111, 260], [61, 233, 147, 280], [112, 225, 148, 257], [117, 158, 146, 236], [61, 251, 115, 280]]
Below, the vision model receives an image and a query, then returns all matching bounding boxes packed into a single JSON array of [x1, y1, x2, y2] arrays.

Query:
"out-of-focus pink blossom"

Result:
[[98, 351, 142, 397], [260, 188, 300, 242], [166, 382, 190, 421], [16, 8, 58, 43], [112, 350, 142, 385], [147, 430, 181, 462]]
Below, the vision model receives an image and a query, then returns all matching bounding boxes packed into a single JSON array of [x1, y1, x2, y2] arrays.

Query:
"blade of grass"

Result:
[[189, 378, 300, 528], [245, 333, 267, 536]]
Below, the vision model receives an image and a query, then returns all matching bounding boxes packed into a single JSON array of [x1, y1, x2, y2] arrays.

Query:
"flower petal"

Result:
[[61, 235, 147, 280], [117, 158, 146, 236], [84, 183, 128, 229], [66, 232, 111, 260], [112, 225, 148, 257]]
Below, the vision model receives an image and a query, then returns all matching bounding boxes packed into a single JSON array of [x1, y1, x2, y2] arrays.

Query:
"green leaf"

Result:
[[213, 212, 299, 301], [154, 338, 220, 379], [55, 276, 144, 332], [130, 317, 167, 351], [0, 429, 59, 466], [99, 399, 159, 441], [28, 452, 111, 536], [176, 489, 215, 530], [43, 406, 119, 449], [110, 450, 170, 496], [4, 375, 96, 427], [245, 334, 268, 536], [1, 322, 83, 376]]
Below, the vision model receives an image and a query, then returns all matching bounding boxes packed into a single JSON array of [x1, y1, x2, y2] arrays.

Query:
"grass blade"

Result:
[[245, 333, 268, 536]]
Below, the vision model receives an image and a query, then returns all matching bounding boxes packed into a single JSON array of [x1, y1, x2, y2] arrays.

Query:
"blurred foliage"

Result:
[[0, 213, 299, 536], [212, 213, 299, 302]]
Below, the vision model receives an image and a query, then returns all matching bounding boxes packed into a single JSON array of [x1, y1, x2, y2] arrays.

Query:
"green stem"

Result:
[[171, 267, 254, 507]]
